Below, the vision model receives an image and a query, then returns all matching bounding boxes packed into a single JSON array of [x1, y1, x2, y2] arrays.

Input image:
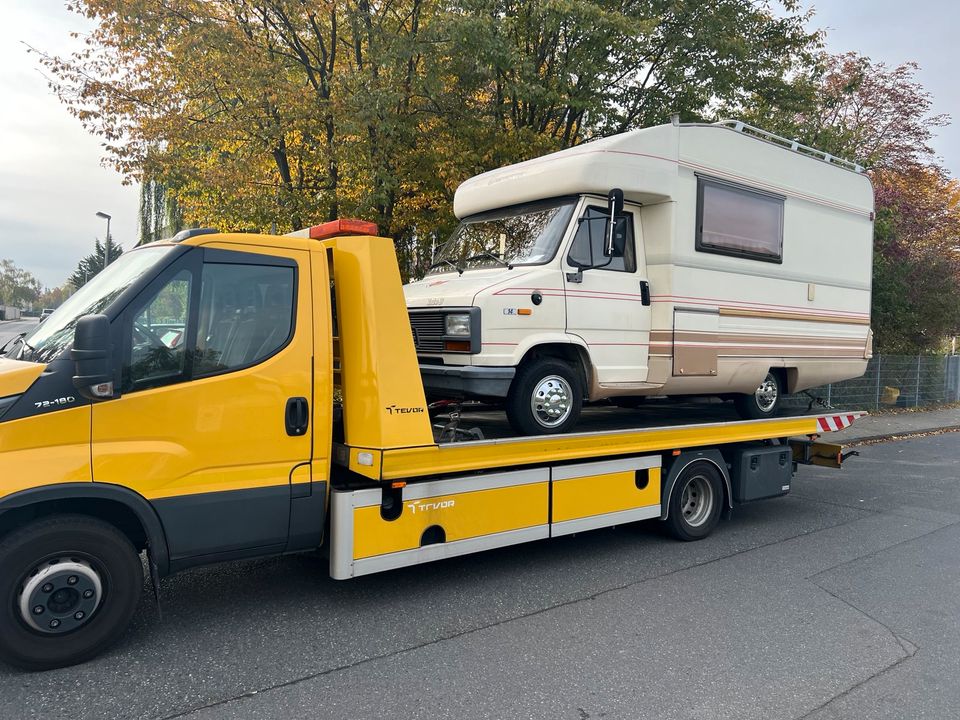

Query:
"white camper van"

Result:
[[403, 119, 874, 435]]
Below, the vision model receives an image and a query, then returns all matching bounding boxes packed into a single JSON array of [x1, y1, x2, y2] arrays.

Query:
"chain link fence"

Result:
[[783, 354, 960, 411]]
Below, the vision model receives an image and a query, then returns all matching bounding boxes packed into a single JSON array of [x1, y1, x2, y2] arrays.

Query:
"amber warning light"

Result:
[[308, 218, 379, 240]]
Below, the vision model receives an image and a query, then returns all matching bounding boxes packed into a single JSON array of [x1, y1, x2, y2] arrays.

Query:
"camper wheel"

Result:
[[506, 358, 583, 435], [734, 370, 783, 420]]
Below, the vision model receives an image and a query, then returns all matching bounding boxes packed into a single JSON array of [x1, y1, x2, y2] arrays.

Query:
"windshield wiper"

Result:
[[429, 259, 464, 275], [465, 252, 513, 270], [0, 332, 26, 357]]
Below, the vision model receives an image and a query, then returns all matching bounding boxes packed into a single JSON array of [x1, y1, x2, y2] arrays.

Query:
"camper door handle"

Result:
[[285, 397, 309, 436], [639, 281, 651, 306]]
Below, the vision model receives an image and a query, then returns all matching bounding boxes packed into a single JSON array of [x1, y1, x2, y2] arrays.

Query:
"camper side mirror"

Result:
[[604, 216, 628, 258], [71, 314, 117, 400], [605, 188, 625, 256]]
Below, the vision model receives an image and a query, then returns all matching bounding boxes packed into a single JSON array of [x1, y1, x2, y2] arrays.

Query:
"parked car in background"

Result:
[[38, 308, 55, 323]]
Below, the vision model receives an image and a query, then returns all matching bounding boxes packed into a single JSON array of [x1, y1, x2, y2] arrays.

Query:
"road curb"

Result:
[[842, 424, 960, 444]]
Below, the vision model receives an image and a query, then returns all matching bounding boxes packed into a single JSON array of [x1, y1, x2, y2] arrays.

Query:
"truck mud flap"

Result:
[[330, 468, 549, 579]]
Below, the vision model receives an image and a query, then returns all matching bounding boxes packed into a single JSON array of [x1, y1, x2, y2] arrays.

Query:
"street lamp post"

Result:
[[95, 211, 112, 268]]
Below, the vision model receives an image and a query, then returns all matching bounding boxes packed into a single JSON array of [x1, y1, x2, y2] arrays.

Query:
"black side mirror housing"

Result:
[[71, 314, 116, 400]]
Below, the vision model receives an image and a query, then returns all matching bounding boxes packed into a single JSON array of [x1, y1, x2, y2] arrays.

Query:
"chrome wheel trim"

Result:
[[530, 374, 574, 428], [754, 373, 779, 413]]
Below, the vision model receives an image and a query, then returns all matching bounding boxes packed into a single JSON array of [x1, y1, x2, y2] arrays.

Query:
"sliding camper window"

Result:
[[695, 177, 784, 263]]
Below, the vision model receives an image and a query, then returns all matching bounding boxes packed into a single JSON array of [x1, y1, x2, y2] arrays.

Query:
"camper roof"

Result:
[[453, 120, 873, 220]]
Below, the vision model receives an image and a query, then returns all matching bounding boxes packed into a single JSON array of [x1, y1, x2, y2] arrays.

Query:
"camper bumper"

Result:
[[419, 364, 515, 399]]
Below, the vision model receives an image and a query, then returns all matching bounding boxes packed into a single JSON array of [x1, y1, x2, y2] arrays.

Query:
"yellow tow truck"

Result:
[[0, 221, 861, 669]]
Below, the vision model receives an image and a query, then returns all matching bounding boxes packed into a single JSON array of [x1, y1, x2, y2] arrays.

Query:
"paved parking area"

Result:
[[2, 432, 959, 719]]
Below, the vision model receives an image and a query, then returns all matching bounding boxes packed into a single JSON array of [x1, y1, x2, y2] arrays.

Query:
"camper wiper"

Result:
[[465, 252, 513, 270], [429, 259, 464, 275]]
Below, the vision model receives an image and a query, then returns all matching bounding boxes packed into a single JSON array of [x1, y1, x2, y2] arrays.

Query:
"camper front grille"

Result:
[[408, 311, 446, 353]]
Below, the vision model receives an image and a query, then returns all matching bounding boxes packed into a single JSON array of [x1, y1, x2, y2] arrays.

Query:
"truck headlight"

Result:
[[445, 313, 472, 337]]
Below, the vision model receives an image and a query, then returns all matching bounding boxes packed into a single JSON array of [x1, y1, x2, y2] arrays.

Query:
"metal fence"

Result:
[[782, 354, 960, 411]]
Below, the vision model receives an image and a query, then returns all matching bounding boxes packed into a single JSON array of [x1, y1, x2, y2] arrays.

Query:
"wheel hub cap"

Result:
[[680, 475, 714, 528], [755, 374, 779, 412], [18, 558, 103, 634], [530, 375, 573, 428]]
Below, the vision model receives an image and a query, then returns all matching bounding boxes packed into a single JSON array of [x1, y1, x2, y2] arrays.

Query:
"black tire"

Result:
[[0, 514, 143, 671], [664, 461, 724, 541], [734, 370, 783, 420], [506, 357, 583, 436]]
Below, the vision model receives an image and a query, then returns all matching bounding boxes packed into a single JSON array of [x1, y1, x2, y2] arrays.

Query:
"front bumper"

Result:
[[419, 364, 516, 399]]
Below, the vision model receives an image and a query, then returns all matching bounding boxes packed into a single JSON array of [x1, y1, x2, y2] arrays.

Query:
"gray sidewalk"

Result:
[[826, 405, 960, 443]]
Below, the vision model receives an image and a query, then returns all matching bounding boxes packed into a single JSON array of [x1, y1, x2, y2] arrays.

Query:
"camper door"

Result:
[[563, 203, 651, 385]]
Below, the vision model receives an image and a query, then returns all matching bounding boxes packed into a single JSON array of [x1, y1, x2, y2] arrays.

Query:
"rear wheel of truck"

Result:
[[664, 461, 724, 541], [734, 370, 782, 420], [506, 358, 583, 435], [0, 515, 143, 671]]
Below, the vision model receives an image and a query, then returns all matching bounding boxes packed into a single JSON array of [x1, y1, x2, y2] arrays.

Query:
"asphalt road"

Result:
[[1, 433, 958, 719], [0, 317, 39, 350]]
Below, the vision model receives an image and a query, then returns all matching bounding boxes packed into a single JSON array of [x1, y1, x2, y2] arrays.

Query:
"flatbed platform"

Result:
[[338, 402, 864, 482], [435, 399, 823, 441]]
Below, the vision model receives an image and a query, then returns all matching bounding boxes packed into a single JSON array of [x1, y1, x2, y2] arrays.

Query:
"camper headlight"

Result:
[[445, 313, 472, 337]]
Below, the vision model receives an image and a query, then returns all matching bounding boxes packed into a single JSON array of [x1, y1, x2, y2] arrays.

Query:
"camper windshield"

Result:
[[429, 199, 575, 273]]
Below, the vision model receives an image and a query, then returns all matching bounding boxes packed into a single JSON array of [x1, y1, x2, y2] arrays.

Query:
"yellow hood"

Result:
[[0, 358, 46, 398]]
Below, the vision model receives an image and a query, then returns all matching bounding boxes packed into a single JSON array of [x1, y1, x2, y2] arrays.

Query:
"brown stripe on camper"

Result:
[[649, 330, 869, 358], [717, 307, 871, 325]]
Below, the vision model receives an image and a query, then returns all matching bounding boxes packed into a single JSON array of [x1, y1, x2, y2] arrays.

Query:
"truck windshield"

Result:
[[429, 198, 575, 273], [9, 245, 178, 364]]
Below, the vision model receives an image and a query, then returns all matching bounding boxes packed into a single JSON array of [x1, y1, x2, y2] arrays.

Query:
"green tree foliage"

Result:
[[68, 238, 124, 290], [0, 260, 42, 308], [139, 178, 185, 245]]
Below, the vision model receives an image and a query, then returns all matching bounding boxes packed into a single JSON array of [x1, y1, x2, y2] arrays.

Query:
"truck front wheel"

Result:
[[506, 358, 583, 435], [0, 515, 143, 671]]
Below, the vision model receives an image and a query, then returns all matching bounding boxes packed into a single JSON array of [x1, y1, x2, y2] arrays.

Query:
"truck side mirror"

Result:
[[71, 314, 116, 400], [605, 188, 625, 256]]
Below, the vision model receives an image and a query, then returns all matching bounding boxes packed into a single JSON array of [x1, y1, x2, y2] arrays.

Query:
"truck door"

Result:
[[91, 245, 313, 565], [563, 203, 651, 385]]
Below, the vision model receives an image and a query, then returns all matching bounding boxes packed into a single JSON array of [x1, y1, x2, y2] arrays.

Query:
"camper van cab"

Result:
[[403, 120, 874, 435]]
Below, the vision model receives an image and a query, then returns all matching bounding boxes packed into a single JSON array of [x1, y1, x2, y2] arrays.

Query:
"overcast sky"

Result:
[[0, 0, 956, 288]]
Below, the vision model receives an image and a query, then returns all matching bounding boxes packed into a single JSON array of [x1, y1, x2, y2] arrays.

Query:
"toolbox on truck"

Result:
[[729, 444, 793, 502]]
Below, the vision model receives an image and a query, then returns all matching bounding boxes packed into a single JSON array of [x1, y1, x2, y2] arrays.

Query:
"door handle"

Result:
[[285, 397, 309, 436], [639, 280, 651, 306]]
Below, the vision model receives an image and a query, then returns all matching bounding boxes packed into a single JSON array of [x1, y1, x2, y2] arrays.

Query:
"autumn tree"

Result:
[[41, 0, 821, 278], [738, 51, 949, 172], [0, 260, 42, 308]]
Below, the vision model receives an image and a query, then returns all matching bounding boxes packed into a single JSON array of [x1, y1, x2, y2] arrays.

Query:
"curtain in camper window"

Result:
[[696, 178, 784, 263]]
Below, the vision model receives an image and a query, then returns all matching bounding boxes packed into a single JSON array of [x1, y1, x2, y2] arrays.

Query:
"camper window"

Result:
[[567, 206, 637, 272], [696, 178, 784, 263]]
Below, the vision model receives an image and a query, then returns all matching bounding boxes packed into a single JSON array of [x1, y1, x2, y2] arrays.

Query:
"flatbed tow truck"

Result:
[[0, 223, 863, 670]]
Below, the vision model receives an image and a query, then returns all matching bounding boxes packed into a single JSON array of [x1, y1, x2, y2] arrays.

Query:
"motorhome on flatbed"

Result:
[[404, 119, 874, 435]]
